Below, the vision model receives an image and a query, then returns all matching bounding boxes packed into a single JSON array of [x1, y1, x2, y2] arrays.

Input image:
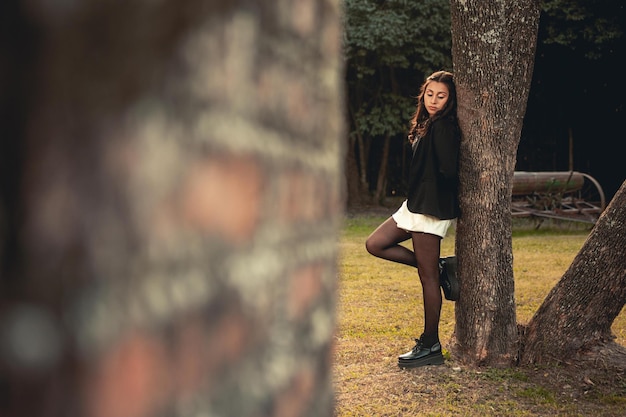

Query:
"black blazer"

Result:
[[406, 118, 460, 220]]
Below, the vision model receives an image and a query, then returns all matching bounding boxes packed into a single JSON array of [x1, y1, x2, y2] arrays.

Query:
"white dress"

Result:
[[392, 200, 453, 238]]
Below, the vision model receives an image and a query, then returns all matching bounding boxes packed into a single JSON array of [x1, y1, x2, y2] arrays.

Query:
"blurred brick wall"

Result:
[[0, 1, 344, 416]]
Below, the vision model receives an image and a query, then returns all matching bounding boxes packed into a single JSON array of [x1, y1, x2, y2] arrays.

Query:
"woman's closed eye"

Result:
[[426, 92, 447, 99]]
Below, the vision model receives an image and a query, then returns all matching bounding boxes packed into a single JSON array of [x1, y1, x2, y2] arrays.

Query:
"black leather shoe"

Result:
[[398, 341, 444, 368], [398, 337, 423, 361]]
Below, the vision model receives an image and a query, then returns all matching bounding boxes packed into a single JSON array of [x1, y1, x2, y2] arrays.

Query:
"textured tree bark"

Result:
[[373, 134, 390, 204], [345, 134, 365, 207], [521, 181, 626, 368], [0, 1, 344, 416], [450, 0, 540, 366]]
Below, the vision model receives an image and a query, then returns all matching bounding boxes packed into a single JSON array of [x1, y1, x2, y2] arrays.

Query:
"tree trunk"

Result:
[[521, 181, 626, 368], [373, 134, 391, 203], [345, 134, 365, 207], [345, 104, 372, 208], [0, 1, 344, 416], [450, 0, 540, 366], [358, 134, 370, 193]]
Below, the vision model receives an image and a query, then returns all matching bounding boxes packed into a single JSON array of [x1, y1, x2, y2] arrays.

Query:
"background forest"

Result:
[[343, 0, 625, 207]]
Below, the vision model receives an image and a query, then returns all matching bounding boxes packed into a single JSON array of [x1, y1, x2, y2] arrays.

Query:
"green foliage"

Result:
[[352, 93, 413, 137], [343, 0, 451, 72], [344, 0, 452, 114], [540, 0, 625, 59]]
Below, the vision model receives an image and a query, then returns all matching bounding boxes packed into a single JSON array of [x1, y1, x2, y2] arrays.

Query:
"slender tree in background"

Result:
[[450, 0, 540, 366]]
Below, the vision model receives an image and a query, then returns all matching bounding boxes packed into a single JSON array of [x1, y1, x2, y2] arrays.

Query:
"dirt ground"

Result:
[[333, 341, 626, 416]]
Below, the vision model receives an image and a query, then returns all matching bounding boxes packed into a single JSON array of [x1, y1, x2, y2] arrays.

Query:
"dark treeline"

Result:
[[344, 0, 625, 206]]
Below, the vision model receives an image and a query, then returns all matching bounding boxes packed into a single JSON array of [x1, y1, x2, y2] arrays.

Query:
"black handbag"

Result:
[[439, 256, 459, 301]]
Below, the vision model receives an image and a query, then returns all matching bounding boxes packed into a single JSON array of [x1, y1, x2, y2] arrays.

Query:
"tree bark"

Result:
[[345, 134, 364, 207], [521, 181, 626, 368], [373, 134, 390, 204], [450, 0, 540, 366], [345, 104, 372, 208], [0, 1, 344, 416]]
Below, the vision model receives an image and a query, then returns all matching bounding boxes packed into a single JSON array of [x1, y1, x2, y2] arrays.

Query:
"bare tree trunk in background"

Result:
[[373, 134, 390, 204], [521, 181, 626, 369], [345, 134, 364, 207], [450, 0, 540, 367], [345, 104, 372, 207], [0, 1, 344, 416]]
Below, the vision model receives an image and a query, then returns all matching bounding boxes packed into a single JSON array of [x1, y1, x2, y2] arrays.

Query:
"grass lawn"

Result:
[[333, 213, 626, 416]]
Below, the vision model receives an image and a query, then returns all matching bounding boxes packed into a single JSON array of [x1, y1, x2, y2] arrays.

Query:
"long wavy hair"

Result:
[[408, 70, 457, 143]]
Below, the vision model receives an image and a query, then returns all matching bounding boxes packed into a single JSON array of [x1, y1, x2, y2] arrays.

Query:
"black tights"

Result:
[[365, 217, 442, 346]]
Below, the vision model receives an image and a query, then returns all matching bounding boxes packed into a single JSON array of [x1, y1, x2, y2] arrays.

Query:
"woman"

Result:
[[365, 70, 460, 369]]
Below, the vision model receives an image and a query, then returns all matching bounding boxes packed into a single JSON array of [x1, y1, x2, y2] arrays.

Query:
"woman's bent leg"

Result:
[[365, 217, 416, 267]]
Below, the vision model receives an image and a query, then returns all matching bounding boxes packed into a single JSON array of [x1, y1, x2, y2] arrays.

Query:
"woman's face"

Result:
[[424, 81, 450, 116]]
